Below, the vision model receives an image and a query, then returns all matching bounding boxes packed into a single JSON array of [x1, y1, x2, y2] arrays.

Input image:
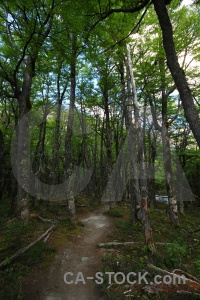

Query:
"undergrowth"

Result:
[[98, 203, 200, 299], [0, 198, 85, 300]]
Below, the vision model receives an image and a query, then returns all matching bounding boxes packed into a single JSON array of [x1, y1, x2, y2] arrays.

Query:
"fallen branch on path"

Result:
[[97, 241, 176, 248], [97, 242, 141, 247], [0, 224, 57, 269]]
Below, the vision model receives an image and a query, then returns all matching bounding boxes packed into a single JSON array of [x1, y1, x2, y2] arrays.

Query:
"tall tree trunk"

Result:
[[0, 129, 3, 200], [126, 44, 154, 247], [161, 93, 180, 226], [2, 7, 54, 220], [175, 157, 184, 214], [65, 34, 77, 220], [99, 118, 105, 196], [16, 55, 34, 220], [91, 114, 99, 202], [147, 127, 157, 207], [153, 0, 200, 147], [33, 104, 48, 173], [121, 59, 141, 222], [31, 104, 48, 207], [51, 64, 68, 184], [101, 83, 113, 207], [104, 90, 112, 176]]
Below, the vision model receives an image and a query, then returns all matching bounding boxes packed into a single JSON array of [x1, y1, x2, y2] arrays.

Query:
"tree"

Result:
[[126, 44, 154, 246], [88, 0, 200, 147], [0, 129, 3, 200], [153, 0, 200, 147], [0, 0, 56, 219]]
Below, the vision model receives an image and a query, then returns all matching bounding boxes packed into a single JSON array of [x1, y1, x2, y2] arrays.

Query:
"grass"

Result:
[[0, 198, 85, 300], [104, 207, 124, 218], [98, 202, 200, 299]]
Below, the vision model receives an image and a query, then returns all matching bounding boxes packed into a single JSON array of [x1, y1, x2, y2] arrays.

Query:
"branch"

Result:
[[0, 224, 57, 269], [0, 62, 15, 87], [37, 215, 55, 223], [89, 0, 151, 32], [147, 90, 162, 131], [97, 242, 177, 248], [166, 84, 176, 97], [13, 17, 37, 79], [97, 242, 141, 247], [101, 2, 152, 54], [168, 94, 181, 125], [183, 225, 200, 235], [173, 269, 200, 284], [147, 263, 200, 291]]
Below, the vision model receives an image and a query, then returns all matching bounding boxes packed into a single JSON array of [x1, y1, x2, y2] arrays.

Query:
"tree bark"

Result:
[[147, 127, 157, 206], [122, 58, 141, 222], [16, 55, 34, 220], [161, 93, 180, 226], [104, 89, 112, 177], [153, 0, 200, 147], [50, 63, 68, 185], [0, 224, 57, 269], [65, 34, 77, 220], [0, 129, 4, 199], [126, 44, 154, 247]]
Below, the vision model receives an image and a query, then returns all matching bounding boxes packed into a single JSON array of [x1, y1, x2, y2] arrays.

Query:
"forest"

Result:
[[0, 0, 200, 299]]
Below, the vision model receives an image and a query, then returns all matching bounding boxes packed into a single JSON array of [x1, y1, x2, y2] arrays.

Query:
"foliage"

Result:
[[0, 0, 200, 298], [104, 207, 124, 217], [98, 204, 200, 299]]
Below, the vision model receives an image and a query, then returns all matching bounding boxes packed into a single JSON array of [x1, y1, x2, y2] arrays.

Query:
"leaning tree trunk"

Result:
[[153, 0, 200, 147], [65, 34, 77, 220]]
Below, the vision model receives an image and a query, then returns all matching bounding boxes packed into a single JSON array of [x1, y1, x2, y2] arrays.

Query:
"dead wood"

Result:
[[147, 263, 181, 277], [44, 231, 52, 242], [173, 269, 200, 284], [176, 290, 200, 296], [0, 224, 57, 269], [147, 264, 200, 291], [183, 226, 200, 235], [97, 242, 141, 247], [97, 241, 176, 248], [37, 215, 55, 223]]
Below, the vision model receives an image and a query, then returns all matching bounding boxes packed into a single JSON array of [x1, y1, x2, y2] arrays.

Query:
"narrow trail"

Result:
[[23, 205, 111, 300]]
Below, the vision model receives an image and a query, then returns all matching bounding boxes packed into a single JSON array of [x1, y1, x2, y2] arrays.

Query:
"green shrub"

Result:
[[165, 243, 187, 268], [104, 208, 124, 218], [195, 259, 200, 277]]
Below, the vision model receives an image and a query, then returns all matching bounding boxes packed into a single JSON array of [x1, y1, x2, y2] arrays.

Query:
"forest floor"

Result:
[[21, 204, 112, 300], [1, 199, 200, 300]]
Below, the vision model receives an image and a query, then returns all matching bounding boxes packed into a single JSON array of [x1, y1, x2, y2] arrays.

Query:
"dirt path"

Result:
[[23, 205, 111, 300]]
